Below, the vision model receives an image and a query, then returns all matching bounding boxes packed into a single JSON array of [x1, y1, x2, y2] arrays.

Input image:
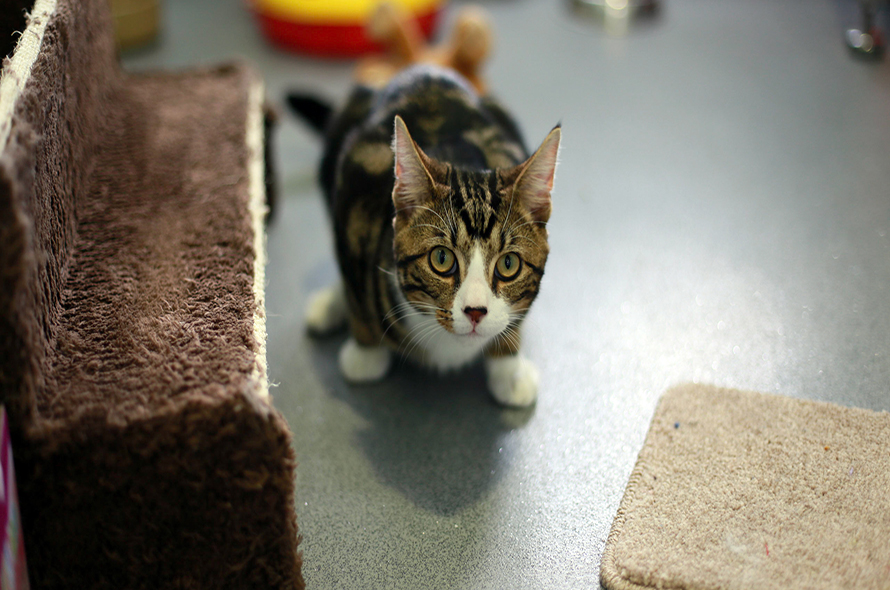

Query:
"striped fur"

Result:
[[318, 65, 559, 374]]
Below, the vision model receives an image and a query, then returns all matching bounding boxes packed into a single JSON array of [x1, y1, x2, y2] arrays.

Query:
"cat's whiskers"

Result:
[[504, 218, 547, 246], [380, 301, 443, 343], [383, 299, 443, 330], [498, 324, 522, 351], [488, 307, 530, 352], [501, 217, 520, 240], [398, 204, 455, 237], [415, 322, 445, 366], [509, 234, 544, 248], [400, 317, 442, 362], [446, 191, 459, 239], [407, 223, 448, 236], [383, 300, 435, 321], [386, 309, 441, 326], [508, 219, 548, 234], [507, 305, 531, 321], [503, 184, 517, 240], [491, 331, 513, 356]]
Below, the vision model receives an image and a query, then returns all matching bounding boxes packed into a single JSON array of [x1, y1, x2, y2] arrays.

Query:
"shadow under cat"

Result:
[[307, 333, 533, 517]]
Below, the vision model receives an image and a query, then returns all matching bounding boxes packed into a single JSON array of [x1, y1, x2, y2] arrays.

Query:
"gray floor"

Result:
[[124, 1, 890, 587]]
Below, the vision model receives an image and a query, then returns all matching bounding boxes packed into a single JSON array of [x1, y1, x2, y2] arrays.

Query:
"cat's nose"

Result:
[[464, 307, 487, 325]]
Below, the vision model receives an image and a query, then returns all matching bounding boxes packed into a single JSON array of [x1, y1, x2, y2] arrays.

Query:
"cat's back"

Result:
[[327, 65, 527, 198], [368, 65, 483, 137], [369, 64, 525, 169]]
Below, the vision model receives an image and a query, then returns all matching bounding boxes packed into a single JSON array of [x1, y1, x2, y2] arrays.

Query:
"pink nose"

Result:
[[464, 307, 487, 325]]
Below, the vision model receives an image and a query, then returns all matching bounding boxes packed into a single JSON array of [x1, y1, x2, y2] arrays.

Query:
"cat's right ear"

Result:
[[392, 115, 435, 218]]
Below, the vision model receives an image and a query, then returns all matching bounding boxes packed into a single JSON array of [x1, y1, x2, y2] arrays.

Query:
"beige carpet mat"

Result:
[[601, 384, 890, 590]]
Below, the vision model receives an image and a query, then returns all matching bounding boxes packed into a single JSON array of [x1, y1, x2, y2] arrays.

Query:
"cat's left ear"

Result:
[[392, 115, 436, 218], [512, 125, 561, 224]]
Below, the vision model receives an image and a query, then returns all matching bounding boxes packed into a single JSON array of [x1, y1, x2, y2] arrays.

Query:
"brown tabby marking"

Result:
[[319, 65, 559, 370]]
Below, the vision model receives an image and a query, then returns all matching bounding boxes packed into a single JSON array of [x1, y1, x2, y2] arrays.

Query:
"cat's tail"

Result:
[[285, 93, 333, 135]]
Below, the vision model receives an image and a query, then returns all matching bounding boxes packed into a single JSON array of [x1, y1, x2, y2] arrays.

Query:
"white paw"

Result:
[[305, 284, 348, 335], [339, 338, 391, 383], [485, 355, 539, 407]]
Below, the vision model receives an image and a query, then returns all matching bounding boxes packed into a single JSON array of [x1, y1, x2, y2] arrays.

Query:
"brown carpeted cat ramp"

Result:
[[601, 383, 890, 590], [0, 0, 303, 587]]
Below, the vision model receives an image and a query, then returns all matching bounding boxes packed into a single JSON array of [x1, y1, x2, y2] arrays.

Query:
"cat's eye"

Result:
[[429, 247, 457, 276], [495, 252, 522, 280]]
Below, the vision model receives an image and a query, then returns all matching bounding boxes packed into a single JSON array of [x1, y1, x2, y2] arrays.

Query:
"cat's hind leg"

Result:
[[305, 283, 348, 335], [485, 354, 539, 407], [339, 338, 392, 383]]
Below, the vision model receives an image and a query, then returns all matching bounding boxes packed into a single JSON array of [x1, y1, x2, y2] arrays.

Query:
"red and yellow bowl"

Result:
[[252, 0, 445, 58]]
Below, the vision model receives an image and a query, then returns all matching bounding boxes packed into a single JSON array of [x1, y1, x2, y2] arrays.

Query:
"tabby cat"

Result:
[[298, 64, 560, 407]]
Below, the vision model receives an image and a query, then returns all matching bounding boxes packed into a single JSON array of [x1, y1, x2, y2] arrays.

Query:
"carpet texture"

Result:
[[601, 384, 890, 590], [0, 0, 302, 587]]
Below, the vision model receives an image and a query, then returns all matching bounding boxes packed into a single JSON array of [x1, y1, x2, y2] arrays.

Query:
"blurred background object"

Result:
[[570, 0, 659, 36], [251, 0, 447, 58], [109, 0, 160, 50], [355, 3, 490, 92], [846, 0, 885, 58]]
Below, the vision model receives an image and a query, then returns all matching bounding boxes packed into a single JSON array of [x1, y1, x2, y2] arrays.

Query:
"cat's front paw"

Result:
[[339, 338, 391, 383], [485, 355, 539, 407], [305, 284, 348, 335]]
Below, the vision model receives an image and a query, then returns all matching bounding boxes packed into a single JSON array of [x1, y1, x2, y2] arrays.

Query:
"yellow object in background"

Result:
[[256, 0, 442, 24], [109, 0, 160, 51], [251, 0, 447, 58]]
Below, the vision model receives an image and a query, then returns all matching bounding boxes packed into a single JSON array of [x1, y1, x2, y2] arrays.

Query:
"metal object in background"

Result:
[[846, 0, 884, 58], [571, 0, 658, 35]]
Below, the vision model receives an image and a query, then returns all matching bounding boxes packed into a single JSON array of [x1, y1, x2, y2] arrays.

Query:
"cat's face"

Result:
[[390, 116, 560, 353]]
